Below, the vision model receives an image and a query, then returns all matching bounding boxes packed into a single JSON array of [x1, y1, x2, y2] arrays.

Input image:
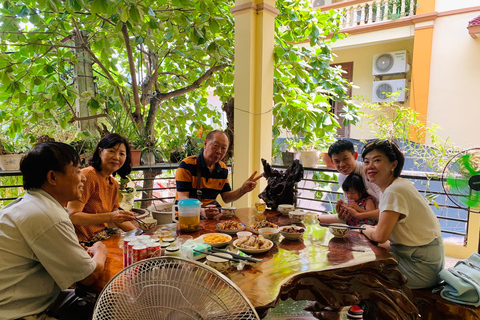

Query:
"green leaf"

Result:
[[129, 6, 141, 24], [121, 8, 129, 22]]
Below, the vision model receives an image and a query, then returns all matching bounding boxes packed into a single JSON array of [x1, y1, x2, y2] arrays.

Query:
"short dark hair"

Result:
[[342, 173, 368, 199], [328, 139, 355, 158], [205, 130, 229, 143], [361, 139, 405, 178], [89, 133, 132, 178], [21, 142, 80, 190]]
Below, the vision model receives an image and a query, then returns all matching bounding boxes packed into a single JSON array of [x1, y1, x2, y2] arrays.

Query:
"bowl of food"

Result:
[[139, 218, 157, 232], [279, 225, 305, 241], [258, 227, 280, 242], [328, 223, 350, 238], [202, 233, 232, 248], [222, 207, 237, 217], [233, 235, 273, 254], [216, 221, 246, 234], [288, 210, 306, 224], [206, 252, 232, 272], [278, 204, 295, 216], [250, 221, 278, 234]]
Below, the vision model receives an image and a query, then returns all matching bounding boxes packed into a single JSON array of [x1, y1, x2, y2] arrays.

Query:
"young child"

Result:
[[318, 139, 380, 225], [341, 173, 377, 226]]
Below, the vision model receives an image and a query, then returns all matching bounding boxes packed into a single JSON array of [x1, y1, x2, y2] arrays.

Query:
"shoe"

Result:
[[347, 304, 364, 319]]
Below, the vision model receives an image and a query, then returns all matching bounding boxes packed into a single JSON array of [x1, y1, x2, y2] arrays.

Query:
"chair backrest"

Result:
[[92, 256, 260, 320]]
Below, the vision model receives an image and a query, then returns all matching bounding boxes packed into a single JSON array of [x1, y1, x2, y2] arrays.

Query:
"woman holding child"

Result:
[[68, 134, 136, 243], [361, 139, 444, 289]]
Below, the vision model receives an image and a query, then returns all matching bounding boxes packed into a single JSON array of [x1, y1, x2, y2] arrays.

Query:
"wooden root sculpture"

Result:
[[259, 159, 304, 210]]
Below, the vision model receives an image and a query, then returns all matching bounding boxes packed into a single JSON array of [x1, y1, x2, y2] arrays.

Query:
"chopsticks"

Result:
[[211, 247, 262, 263], [119, 207, 146, 226], [192, 249, 241, 263], [319, 224, 365, 230]]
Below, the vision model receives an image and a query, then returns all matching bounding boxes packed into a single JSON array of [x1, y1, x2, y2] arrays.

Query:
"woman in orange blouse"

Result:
[[68, 134, 136, 243]]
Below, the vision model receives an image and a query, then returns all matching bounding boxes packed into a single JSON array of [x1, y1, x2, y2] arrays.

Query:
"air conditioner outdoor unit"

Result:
[[372, 50, 409, 76], [312, 0, 332, 7], [372, 79, 406, 103]]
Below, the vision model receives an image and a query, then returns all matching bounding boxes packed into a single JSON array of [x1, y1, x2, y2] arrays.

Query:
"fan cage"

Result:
[[375, 83, 393, 100], [442, 148, 480, 213], [93, 257, 259, 320], [374, 53, 394, 73]]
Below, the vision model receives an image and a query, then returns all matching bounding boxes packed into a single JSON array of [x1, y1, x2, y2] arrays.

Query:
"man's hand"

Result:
[[345, 206, 359, 217], [87, 241, 107, 257], [111, 209, 135, 224], [240, 171, 263, 195], [336, 199, 349, 220]]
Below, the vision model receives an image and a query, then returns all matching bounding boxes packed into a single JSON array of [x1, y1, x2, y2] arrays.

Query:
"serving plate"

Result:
[[216, 222, 246, 235], [201, 233, 232, 248], [233, 238, 273, 254], [279, 225, 305, 241]]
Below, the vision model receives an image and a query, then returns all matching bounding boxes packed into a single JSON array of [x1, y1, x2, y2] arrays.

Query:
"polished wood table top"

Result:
[[96, 208, 419, 320]]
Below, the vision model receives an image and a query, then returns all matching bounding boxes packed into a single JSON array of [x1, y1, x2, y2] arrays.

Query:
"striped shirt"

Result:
[[175, 153, 231, 207]]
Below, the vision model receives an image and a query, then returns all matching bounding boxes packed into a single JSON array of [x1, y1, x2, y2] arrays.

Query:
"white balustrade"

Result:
[[334, 0, 416, 30]]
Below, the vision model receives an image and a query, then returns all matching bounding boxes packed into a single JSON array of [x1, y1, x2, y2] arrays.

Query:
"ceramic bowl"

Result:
[[202, 233, 232, 248], [278, 204, 295, 216], [139, 218, 157, 232], [258, 227, 280, 242], [329, 223, 350, 238], [237, 231, 253, 239], [289, 210, 306, 223], [206, 253, 232, 272], [222, 207, 237, 217], [279, 225, 305, 241]]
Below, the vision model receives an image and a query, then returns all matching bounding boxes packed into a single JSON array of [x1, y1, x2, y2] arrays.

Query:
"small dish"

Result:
[[279, 225, 305, 241], [329, 223, 350, 238], [216, 222, 246, 234], [139, 218, 157, 232], [233, 238, 273, 254], [237, 231, 253, 238], [206, 253, 232, 272], [289, 210, 306, 224], [201, 233, 233, 248], [250, 221, 279, 234], [278, 204, 294, 216], [222, 207, 237, 217], [258, 227, 280, 242]]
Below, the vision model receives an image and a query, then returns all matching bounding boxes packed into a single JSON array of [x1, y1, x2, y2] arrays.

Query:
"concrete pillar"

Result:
[[74, 30, 97, 134], [231, 0, 278, 208]]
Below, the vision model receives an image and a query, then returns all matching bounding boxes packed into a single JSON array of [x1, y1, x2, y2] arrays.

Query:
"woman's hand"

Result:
[[111, 209, 135, 224]]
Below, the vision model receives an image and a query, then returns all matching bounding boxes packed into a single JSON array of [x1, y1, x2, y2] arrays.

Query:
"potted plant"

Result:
[[298, 140, 321, 168], [282, 138, 301, 166], [0, 135, 32, 171]]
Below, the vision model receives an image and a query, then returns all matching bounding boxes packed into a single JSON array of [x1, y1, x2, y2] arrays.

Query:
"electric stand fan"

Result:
[[92, 257, 260, 320], [442, 148, 480, 213]]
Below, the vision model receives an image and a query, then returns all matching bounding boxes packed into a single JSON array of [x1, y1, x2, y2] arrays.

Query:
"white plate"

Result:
[[233, 238, 273, 254], [216, 222, 246, 235], [249, 221, 278, 234], [201, 233, 232, 248]]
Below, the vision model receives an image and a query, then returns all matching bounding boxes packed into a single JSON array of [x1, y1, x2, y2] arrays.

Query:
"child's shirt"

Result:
[[345, 195, 378, 226]]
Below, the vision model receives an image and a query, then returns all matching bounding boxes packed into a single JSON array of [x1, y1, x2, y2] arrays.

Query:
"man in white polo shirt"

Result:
[[0, 142, 107, 320]]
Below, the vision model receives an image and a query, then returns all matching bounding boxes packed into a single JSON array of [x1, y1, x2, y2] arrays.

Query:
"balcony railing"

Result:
[[318, 0, 417, 30], [0, 161, 469, 246]]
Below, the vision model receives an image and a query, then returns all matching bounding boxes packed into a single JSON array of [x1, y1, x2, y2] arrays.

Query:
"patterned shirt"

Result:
[[345, 195, 378, 226], [175, 152, 231, 207], [74, 166, 120, 242]]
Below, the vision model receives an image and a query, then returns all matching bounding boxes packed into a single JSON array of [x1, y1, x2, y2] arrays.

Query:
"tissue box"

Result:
[[181, 243, 211, 260]]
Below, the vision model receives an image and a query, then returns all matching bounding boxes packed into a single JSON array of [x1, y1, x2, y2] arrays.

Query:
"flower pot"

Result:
[[282, 151, 294, 166], [142, 151, 156, 165], [130, 149, 141, 166], [300, 150, 320, 168], [0, 154, 23, 171], [321, 152, 335, 168]]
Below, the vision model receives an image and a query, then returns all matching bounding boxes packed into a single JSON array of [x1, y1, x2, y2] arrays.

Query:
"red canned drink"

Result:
[[127, 240, 141, 266], [123, 236, 137, 268], [132, 244, 148, 263], [147, 242, 162, 258]]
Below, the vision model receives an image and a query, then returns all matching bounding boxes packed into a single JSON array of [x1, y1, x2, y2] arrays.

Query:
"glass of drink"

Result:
[[254, 201, 266, 214], [156, 227, 173, 242]]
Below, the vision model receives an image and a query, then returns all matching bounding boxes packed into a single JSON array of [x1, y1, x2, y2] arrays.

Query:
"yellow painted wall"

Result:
[[332, 39, 414, 139]]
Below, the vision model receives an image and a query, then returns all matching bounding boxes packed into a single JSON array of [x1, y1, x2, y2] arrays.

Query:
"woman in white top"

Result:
[[361, 139, 444, 289]]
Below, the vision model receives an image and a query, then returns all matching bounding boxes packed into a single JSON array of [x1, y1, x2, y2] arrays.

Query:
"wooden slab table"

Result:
[[95, 208, 419, 319]]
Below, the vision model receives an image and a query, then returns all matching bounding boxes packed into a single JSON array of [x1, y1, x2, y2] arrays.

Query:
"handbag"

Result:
[[439, 252, 480, 306]]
